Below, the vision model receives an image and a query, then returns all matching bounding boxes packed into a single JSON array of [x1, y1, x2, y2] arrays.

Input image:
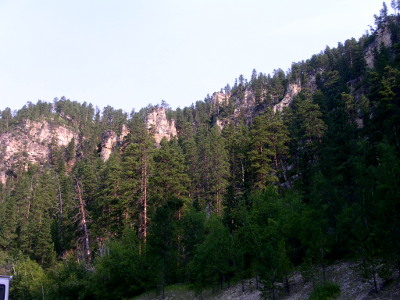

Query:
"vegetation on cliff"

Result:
[[1, 3, 400, 299]]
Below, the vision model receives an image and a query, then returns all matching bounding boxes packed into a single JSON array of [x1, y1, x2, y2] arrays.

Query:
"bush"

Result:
[[309, 281, 340, 300]]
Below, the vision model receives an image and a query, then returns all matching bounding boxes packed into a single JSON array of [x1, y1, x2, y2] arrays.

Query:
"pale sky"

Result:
[[0, 0, 385, 113]]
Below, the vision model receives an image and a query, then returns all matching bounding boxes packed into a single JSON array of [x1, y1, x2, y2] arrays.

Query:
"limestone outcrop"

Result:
[[364, 23, 392, 68], [0, 120, 78, 184], [273, 81, 302, 112], [146, 107, 177, 145]]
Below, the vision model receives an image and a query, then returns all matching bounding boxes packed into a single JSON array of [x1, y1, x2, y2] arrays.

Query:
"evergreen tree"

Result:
[[122, 115, 155, 240], [147, 198, 183, 293], [249, 109, 289, 189], [151, 138, 190, 209], [196, 125, 229, 214], [93, 152, 124, 238], [190, 216, 232, 293]]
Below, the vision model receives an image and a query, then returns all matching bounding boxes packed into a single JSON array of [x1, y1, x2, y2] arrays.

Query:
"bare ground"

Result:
[[134, 261, 400, 300]]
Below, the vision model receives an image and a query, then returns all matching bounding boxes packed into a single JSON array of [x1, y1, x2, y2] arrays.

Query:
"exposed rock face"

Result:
[[146, 107, 177, 145], [212, 92, 230, 106], [233, 89, 257, 122], [274, 81, 302, 112], [100, 110, 177, 162], [100, 124, 130, 161], [215, 118, 230, 131], [100, 130, 118, 161], [0, 120, 78, 184], [120, 124, 129, 141], [365, 23, 392, 68]]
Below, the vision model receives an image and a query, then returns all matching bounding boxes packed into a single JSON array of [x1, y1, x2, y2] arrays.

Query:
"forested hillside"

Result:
[[1, 4, 400, 300]]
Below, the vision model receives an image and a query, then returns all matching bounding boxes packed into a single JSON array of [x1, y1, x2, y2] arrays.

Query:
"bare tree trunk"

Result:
[[373, 271, 378, 293], [56, 175, 64, 251], [241, 160, 245, 183], [140, 155, 149, 242], [143, 160, 148, 241], [25, 176, 35, 219], [285, 274, 290, 294], [75, 177, 91, 262], [216, 191, 221, 215], [256, 273, 259, 290], [272, 282, 276, 300]]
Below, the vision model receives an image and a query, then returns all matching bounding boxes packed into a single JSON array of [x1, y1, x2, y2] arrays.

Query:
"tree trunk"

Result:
[[285, 274, 290, 294], [25, 176, 35, 219], [272, 282, 276, 300], [256, 273, 259, 290], [56, 175, 64, 251], [140, 155, 149, 242], [75, 177, 91, 262], [373, 271, 378, 293]]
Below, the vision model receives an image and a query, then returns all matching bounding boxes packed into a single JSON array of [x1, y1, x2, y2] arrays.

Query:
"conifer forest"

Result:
[[1, 4, 400, 300]]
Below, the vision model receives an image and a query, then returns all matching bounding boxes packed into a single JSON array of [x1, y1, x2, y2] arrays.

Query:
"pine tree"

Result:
[[147, 198, 183, 292], [222, 122, 251, 231], [94, 152, 125, 238], [196, 125, 229, 214], [249, 109, 289, 189], [190, 216, 232, 292], [151, 138, 190, 208], [122, 115, 155, 241]]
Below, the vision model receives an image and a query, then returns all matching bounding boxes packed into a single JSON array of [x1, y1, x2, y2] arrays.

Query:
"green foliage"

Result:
[[308, 281, 340, 300], [249, 109, 289, 189], [147, 198, 183, 285], [11, 254, 49, 300], [151, 138, 190, 209], [91, 231, 153, 300], [195, 125, 229, 213], [46, 254, 93, 300], [2, 6, 400, 299], [189, 216, 232, 291]]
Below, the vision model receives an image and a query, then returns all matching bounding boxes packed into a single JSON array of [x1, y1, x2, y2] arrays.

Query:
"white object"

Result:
[[0, 276, 12, 300]]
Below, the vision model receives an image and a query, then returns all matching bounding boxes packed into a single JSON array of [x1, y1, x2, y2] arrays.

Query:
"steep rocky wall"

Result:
[[233, 89, 257, 122], [146, 107, 177, 145], [100, 130, 118, 161], [273, 81, 302, 112], [364, 24, 392, 68], [0, 120, 79, 184], [212, 92, 230, 106], [99, 109, 178, 162]]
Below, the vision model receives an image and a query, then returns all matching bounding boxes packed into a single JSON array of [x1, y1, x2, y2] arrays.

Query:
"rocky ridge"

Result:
[[0, 119, 78, 184], [0, 21, 395, 179], [273, 80, 302, 112], [100, 124, 129, 161], [146, 107, 177, 145], [0, 107, 179, 179], [99, 108, 177, 161], [364, 23, 393, 68]]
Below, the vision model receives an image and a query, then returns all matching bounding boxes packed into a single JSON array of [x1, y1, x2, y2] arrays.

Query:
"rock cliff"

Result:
[[273, 81, 302, 112], [364, 23, 392, 68], [0, 120, 79, 184], [99, 124, 130, 161], [99, 109, 178, 161], [146, 107, 177, 145], [100, 130, 119, 161], [212, 92, 230, 106]]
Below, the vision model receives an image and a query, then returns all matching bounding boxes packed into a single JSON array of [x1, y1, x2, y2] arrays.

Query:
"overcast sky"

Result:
[[0, 0, 384, 113]]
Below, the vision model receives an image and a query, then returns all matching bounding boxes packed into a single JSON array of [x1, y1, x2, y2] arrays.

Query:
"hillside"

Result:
[[135, 262, 400, 300], [0, 4, 400, 300]]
